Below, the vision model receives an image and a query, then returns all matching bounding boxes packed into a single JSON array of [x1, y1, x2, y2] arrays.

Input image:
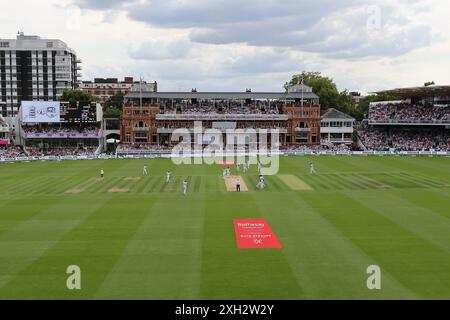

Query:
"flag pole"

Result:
[[139, 75, 143, 111], [301, 76, 304, 117]]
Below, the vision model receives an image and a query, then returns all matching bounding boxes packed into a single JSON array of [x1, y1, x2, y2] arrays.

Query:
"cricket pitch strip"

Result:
[[224, 175, 249, 192]]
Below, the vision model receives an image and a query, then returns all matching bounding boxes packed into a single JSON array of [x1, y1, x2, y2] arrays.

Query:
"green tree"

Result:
[[103, 93, 125, 117], [284, 71, 358, 117], [60, 89, 100, 106]]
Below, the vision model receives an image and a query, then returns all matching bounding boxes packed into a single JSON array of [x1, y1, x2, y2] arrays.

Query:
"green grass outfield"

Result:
[[0, 156, 449, 299]]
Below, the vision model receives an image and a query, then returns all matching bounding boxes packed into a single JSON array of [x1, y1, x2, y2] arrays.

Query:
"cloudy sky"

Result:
[[1, 0, 449, 93]]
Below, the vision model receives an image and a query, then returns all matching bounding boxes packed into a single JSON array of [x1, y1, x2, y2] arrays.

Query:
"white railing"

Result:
[[1, 150, 449, 163], [156, 127, 288, 134], [155, 114, 288, 121]]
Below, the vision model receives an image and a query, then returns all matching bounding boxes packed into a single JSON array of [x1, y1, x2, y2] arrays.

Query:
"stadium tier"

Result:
[[358, 86, 450, 151], [119, 89, 321, 150], [1, 84, 450, 159], [17, 101, 103, 156], [368, 101, 450, 124]]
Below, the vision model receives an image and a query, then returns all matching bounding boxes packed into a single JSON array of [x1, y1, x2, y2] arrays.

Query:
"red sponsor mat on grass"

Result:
[[233, 219, 282, 249], [218, 160, 236, 165]]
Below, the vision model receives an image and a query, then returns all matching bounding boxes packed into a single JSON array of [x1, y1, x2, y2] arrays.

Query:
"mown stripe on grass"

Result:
[[193, 176, 201, 192], [307, 174, 334, 190], [297, 174, 323, 190], [266, 175, 289, 191], [199, 193, 305, 299], [398, 172, 445, 188], [42, 177, 83, 195], [389, 188, 450, 220], [69, 177, 98, 193], [142, 176, 159, 193], [95, 191, 206, 299], [340, 173, 372, 190], [1, 177, 37, 194], [0, 196, 114, 297], [0, 196, 151, 299], [133, 176, 150, 193], [386, 172, 431, 189], [347, 173, 377, 190], [33, 177, 68, 194], [348, 190, 450, 255], [170, 176, 180, 193], [302, 191, 450, 298], [199, 175, 206, 193], [17, 177, 55, 195], [92, 177, 122, 194], [387, 172, 429, 189], [277, 174, 312, 191], [204, 175, 216, 193], [217, 174, 226, 193], [245, 175, 260, 192], [260, 191, 417, 299], [353, 173, 386, 189], [316, 174, 348, 190], [156, 176, 169, 193], [0, 198, 62, 237]]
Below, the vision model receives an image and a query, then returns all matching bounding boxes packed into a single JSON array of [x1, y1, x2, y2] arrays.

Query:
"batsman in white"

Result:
[[183, 178, 188, 195], [143, 164, 148, 176], [166, 171, 171, 183], [309, 162, 316, 174], [257, 175, 265, 189]]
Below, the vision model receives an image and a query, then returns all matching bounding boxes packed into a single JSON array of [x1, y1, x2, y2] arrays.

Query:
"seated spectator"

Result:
[[369, 102, 450, 122], [358, 128, 450, 151]]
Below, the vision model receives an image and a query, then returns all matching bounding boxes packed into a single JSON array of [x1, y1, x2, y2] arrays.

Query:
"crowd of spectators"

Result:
[[369, 102, 450, 122], [281, 144, 351, 152], [161, 100, 281, 115], [116, 144, 172, 153], [22, 125, 100, 137], [358, 129, 389, 151], [0, 146, 26, 158], [116, 142, 352, 154], [26, 146, 96, 157], [358, 128, 449, 151]]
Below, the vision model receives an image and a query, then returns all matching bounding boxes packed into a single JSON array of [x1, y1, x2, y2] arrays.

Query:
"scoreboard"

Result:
[[21, 101, 98, 123], [60, 102, 97, 123]]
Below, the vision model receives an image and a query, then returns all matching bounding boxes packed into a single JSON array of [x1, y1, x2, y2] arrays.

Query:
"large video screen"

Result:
[[21, 101, 61, 123], [21, 101, 98, 123], [60, 102, 97, 123]]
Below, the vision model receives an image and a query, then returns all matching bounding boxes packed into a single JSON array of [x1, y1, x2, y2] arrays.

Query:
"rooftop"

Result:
[[125, 91, 319, 100], [321, 108, 355, 120], [0, 32, 75, 53], [373, 85, 450, 98]]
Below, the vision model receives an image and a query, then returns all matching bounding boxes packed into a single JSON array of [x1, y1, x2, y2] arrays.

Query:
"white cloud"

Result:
[[0, 0, 448, 94]]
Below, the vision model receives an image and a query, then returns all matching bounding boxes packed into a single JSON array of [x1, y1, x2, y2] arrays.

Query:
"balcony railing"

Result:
[[155, 114, 288, 121], [156, 127, 288, 134], [295, 127, 311, 132], [133, 127, 150, 132]]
